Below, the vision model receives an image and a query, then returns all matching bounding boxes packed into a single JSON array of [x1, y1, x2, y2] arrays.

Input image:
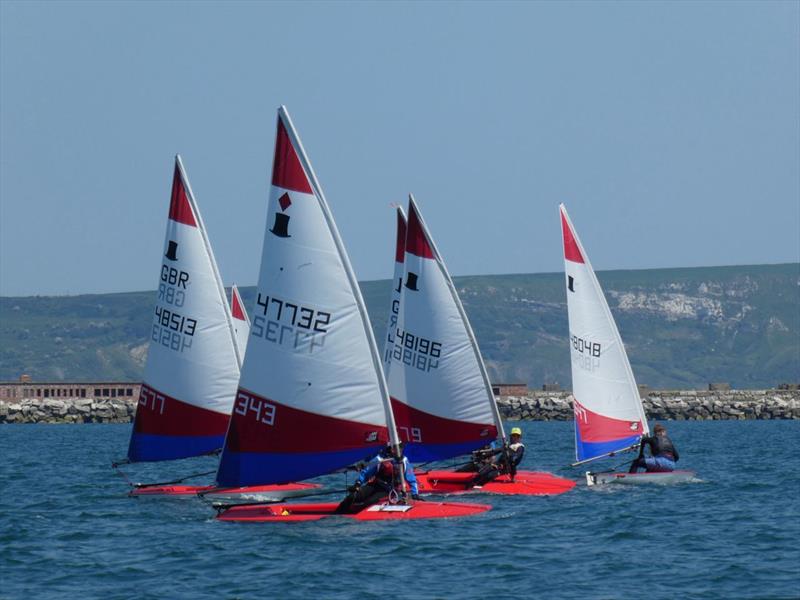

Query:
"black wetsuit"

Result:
[[472, 442, 525, 486], [335, 475, 393, 514], [640, 434, 679, 461], [629, 433, 679, 473]]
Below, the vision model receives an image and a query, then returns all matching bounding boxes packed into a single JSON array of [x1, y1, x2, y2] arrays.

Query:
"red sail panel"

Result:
[[168, 162, 197, 227], [561, 210, 584, 264], [133, 384, 229, 436], [223, 389, 389, 453], [272, 117, 313, 194], [573, 397, 643, 443], [231, 287, 246, 321], [406, 202, 434, 259], [391, 397, 496, 445], [395, 207, 407, 263]]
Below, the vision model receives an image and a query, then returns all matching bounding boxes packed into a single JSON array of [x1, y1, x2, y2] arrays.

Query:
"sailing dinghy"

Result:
[[560, 204, 695, 486], [386, 197, 575, 496], [123, 156, 315, 500], [214, 107, 490, 521]]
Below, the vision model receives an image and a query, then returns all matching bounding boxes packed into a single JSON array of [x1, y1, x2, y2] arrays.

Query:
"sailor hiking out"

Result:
[[457, 427, 526, 486], [336, 445, 420, 514], [629, 423, 679, 473]]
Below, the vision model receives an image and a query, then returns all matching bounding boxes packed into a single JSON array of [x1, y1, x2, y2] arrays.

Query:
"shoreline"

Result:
[[0, 389, 798, 424]]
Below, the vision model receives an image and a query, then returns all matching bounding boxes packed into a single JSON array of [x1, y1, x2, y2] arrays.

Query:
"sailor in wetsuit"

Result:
[[629, 423, 679, 473], [335, 444, 420, 514], [472, 427, 526, 486]]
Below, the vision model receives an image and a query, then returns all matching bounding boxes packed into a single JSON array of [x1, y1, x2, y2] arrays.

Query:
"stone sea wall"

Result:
[[0, 398, 136, 424], [498, 390, 800, 421], [0, 390, 798, 424]]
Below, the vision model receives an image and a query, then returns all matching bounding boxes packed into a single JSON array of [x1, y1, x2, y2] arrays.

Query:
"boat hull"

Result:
[[415, 469, 576, 495], [129, 482, 319, 500], [216, 500, 491, 522], [586, 470, 696, 486]]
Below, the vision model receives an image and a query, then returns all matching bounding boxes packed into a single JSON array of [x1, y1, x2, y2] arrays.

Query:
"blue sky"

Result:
[[1, 1, 798, 296]]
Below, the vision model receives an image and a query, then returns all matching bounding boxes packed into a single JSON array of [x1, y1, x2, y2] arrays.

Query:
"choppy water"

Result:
[[1, 421, 798, 599]]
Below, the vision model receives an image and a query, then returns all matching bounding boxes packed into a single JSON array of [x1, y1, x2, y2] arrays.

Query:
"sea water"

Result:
[[0, 421, 798, 600]]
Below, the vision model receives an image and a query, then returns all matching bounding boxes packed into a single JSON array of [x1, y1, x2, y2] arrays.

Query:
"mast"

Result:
[[278, 107, 402, 452], [407, 194, 507, 444]]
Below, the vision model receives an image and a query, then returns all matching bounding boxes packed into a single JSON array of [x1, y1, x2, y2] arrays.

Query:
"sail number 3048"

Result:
[[571, 335, 601, 357]]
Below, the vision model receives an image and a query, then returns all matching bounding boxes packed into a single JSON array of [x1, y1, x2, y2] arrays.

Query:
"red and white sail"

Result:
[[560, 204, 648, 465], [387, 196, 500, 462], [216, 107, 396, 487], [382, 206, 407, 373], [230, 284, 250, 361], [128, 156, 241, 462]]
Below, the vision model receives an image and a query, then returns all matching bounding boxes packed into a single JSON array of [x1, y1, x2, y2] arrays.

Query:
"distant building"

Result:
[[0, 375, 140, 402], [491, 383, 529, 396]]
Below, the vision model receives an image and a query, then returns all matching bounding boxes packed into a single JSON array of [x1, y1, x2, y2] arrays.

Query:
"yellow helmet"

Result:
[[510, 427, 522, 436]]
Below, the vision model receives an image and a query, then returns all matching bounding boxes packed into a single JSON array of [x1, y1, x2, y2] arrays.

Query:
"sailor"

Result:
[[472, 427, 526, 486], [335, 444, 420, 514], [629, 423, 680, 473]]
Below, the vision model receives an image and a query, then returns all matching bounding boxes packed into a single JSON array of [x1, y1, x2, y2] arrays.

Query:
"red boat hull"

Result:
[[414, 469, 576, 495], [129, 482, 319, 499], [216, 501, 491, 522]]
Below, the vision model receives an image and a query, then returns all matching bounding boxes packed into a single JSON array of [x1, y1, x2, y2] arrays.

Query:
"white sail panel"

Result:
[[560, 204, 648, 464]]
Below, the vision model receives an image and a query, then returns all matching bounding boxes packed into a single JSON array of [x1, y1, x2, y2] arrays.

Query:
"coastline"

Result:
[[0, 389, 798, 423]]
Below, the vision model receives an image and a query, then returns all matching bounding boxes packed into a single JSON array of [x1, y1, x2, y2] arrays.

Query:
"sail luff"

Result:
[[277, 106, 400, 449], [175, 154, 242, 370], [407, 194, 507, 442], [559, 204, 649, 435]]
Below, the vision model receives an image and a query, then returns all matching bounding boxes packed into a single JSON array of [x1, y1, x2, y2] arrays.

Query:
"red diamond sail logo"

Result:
[[278, 192, 292, 212]]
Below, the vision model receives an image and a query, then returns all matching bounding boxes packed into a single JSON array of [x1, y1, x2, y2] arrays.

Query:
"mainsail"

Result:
[[560, 204, 649, 465], [230, 284, 250, 362], [128, 156, 241, 462], [216, 107, 397, 487], [387, 196, 501, 462]]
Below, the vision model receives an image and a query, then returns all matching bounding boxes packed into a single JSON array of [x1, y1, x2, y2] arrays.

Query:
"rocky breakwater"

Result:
[[0, 398, 137, 424], [497, 389, 800, 421]]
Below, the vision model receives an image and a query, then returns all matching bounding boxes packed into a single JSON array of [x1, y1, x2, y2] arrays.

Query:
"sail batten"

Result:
[[560, 204, 648, 464]]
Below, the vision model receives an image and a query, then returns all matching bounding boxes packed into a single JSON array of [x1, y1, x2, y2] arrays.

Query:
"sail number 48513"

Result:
[[234, 392, 276, 426]]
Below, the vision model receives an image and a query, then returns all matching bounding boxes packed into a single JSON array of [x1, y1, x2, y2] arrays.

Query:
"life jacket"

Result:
[[645, 434, 678, 461]]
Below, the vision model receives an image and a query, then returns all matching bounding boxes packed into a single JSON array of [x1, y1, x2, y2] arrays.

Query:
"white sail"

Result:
[[216, 106, 396, 486], [128, 156, 241, 462], [560, 204, 648, 465], [387, 196, 500, 462]]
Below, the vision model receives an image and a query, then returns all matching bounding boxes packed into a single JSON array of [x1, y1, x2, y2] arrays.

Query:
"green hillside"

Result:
[[1, 263, 797, 389]]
